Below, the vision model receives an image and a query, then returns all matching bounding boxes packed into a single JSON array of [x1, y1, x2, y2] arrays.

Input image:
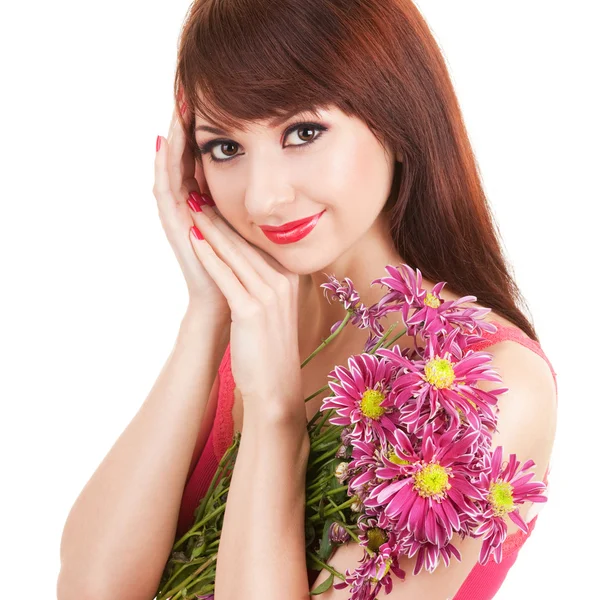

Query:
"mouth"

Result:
[[259, 209, 326, 245]]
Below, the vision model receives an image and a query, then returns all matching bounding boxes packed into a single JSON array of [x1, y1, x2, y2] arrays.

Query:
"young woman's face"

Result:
[[193, 104, 399, 275]]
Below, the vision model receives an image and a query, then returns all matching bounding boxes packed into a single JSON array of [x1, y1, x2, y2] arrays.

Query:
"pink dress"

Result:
[[176, 320, 557, 597]]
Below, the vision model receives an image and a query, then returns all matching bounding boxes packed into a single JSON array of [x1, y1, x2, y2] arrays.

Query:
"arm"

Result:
[[214, 409, 312, 599], [57, 307, 230, 600], [310, 340, 557, 599]]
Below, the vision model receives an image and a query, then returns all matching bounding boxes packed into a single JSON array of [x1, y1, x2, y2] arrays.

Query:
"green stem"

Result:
[[311, 423, 343, 448], [301, 311, 353, 368], [162, 554, 218, 599], [381, 326, 407, 350], [307, 551, 346, 581], [174, 438, 239, 551], [306, 485, 349, 507], [308, 495, 358, 522], [310, 445, 341, 468], [173, 503, 227, 551], [304, 384, 331, 404], [341, 525, 361, 544]]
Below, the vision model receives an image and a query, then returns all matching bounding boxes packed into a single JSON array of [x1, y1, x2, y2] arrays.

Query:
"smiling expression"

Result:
[[193, 105, 400, 275]]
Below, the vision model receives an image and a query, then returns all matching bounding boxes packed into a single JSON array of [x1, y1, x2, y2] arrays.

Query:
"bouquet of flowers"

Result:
[[156, 264, 548, 600]]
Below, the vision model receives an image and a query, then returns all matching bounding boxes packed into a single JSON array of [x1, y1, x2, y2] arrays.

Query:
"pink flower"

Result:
[[364, 424, 486, 553], [376, 327, 508, 434], [473, 446, 548, 565], [371, 263, 498, 339], [321, 275, 388, 339], [321, 353, 404, 445], [403, 537, 461, 576], [333, 513, 406, 599]]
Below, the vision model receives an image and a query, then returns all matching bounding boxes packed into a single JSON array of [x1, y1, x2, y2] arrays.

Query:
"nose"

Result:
[[243, 155, 296, 221]]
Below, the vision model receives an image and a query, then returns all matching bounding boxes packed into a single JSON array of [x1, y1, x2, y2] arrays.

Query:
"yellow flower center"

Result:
[[424, 292, 441, 308], [387, 447, 412, 466], [366, 527, 389, 553], [369, 557, 393, 583], [360, 389, 386, 419], [488, 480, 515, 517], [424, 356, 455, 389], [413, 463, 451, 499]]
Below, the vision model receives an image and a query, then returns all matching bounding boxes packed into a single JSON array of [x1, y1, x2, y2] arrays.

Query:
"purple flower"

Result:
[[320, 353, 404, 445], [364, 424, 486, 553], [329, 521, 351, 544], [376, 327, 508, 433], [333, 513, 406, 599], [473, 446, 548, 565], [371, 263, 498, 339]]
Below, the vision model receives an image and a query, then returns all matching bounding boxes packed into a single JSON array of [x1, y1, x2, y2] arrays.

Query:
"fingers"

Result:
[[153, 134, 176, 219], [189, 203, 297, 306]]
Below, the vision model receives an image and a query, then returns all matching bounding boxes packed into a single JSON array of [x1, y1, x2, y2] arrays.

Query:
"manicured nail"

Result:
[[187, 193, 203, 213], [200, 193, 215, 206], [156, 135, 161, 152], [191, 225, 204, 240]]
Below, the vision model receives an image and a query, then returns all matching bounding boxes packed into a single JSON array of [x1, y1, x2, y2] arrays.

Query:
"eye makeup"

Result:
[[193, 121, 328, 164]]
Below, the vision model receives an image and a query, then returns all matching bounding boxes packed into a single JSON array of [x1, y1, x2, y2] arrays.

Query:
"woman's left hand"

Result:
[[187, 197, 304, 425]]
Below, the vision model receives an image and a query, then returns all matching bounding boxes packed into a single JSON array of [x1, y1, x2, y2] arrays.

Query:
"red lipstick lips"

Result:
[[259, 210, 326, 244]]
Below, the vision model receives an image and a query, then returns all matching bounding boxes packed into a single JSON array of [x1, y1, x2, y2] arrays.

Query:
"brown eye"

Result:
[[297, 126, 316, 142], [221, 142, 238, 157]]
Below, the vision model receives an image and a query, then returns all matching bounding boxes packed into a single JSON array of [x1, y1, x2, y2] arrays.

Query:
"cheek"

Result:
[[317, 143, 393, 217]]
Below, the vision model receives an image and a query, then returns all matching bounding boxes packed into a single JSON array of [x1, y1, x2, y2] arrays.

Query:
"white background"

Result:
[[1, 1, 597, 598]]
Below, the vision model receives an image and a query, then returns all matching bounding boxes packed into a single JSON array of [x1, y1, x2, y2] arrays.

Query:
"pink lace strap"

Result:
[[471, 320, 558, 397], [213, 343, 235, 460]]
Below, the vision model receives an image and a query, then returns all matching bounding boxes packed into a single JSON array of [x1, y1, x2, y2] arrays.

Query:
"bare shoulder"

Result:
[[475, 324, 557, 534]]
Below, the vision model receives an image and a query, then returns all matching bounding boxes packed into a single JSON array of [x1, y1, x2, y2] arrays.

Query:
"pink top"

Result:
[[176, 320, 558, 597]]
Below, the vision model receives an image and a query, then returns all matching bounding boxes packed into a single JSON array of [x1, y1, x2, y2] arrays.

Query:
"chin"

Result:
[[269, 246, 341, 276]]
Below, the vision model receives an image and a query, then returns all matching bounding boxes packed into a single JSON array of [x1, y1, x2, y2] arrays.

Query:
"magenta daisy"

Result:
[[403, 537, 461, 575], [321, 274, 388, 340], [333, 513, 406, 599], [345, 436, 415, 505], [473, 446, 548, 565], [376, 326, 508, 433], [320, 353, 404, 445], [364, 424, 486, 549], [371, 263, 498, 339]]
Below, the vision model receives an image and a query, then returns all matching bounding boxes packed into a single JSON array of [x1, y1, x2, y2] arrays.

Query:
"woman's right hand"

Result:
[[153, 95, 230, 320]]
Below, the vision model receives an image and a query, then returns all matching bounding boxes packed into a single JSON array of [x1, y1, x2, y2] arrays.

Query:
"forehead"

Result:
[[194, 104, 340, 135]]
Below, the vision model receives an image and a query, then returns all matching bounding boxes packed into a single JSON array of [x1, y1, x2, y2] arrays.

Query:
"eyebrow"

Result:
[[194, 108, 319, 135]]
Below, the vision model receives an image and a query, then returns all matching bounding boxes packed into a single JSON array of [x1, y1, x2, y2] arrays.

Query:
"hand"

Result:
[[186, 201, 305, 424], [152, 92, 230, 318]]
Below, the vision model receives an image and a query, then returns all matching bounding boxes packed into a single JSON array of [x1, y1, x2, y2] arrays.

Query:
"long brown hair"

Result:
[[173, 0, 539, 342]]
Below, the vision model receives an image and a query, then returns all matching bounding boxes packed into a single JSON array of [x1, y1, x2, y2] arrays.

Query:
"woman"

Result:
[[57, 1, 557, 599]]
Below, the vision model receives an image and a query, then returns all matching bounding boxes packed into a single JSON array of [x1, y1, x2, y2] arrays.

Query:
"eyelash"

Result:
[[193, 121, 328, 164]]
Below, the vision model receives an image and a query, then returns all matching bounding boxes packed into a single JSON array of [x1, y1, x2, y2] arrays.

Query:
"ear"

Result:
[[395, 150, 404, 163]]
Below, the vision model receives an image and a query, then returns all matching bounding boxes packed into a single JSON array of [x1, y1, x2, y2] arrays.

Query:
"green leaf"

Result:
[[309, 573, 334, 596], [305, 521, 316, 548], [318, 518, 335, 561]]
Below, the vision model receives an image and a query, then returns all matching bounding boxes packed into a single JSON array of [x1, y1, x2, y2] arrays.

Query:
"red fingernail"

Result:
[[156, 135, 161, 152], [200, 193, 215, 206], [191, 225, 204, 240], [187, 194, 203, 212], [189, 191, 206, 208]]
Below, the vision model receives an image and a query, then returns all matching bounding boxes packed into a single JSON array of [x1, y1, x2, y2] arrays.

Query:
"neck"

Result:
[[297, 213, 405, 359]]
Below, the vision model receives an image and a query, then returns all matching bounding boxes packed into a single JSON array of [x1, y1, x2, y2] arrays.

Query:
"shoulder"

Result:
[[477, 322, 557, 448], [479, 335, 557, 479]]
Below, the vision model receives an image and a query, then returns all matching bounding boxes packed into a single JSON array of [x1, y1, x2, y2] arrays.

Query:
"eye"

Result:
[[194, 121, 327, 164]]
